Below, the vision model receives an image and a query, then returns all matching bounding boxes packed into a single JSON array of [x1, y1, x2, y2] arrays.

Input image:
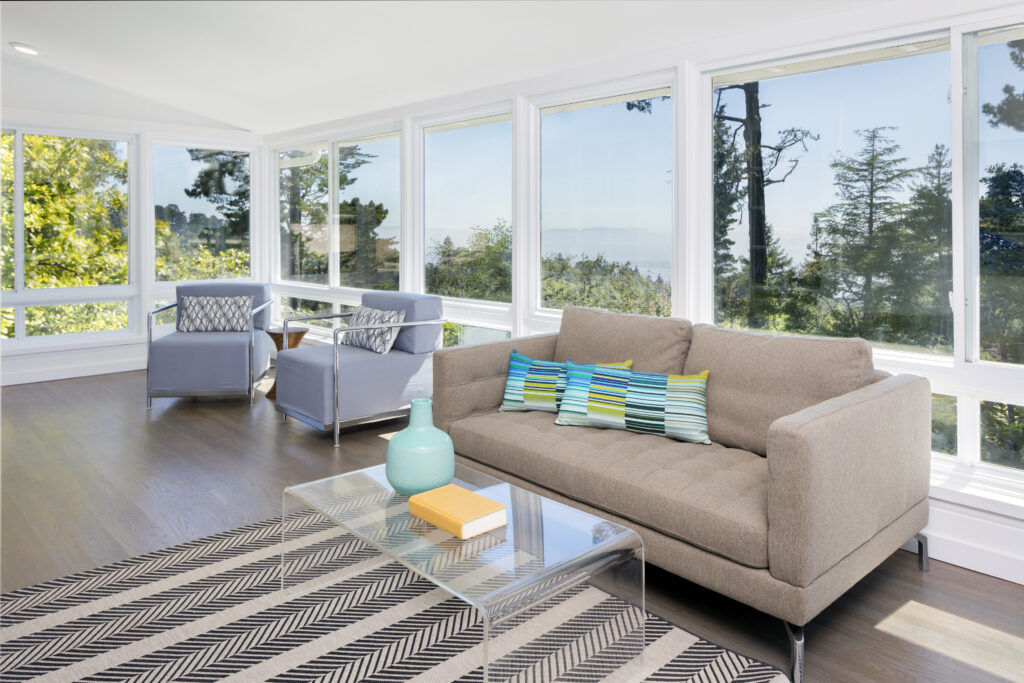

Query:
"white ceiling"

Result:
[[0, 0, 997, 135]]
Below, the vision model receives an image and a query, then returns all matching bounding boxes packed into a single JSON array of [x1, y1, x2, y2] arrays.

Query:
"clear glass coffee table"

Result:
[[282, 463, 645, 681]]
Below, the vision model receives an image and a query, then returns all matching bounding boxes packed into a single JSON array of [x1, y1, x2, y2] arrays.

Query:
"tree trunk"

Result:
[[742, 82, 768, 326]]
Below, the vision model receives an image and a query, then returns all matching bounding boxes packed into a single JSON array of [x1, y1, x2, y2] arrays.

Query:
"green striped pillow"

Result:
[[555, 361, 711, 444], [500, 351, 633, 413]]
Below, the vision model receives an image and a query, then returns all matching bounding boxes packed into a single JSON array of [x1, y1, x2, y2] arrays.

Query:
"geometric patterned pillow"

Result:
[[177, 295, 254, 333], [555, 361, 711, 444], [340, 305, 406, 354], [500, 351, 633, 413]]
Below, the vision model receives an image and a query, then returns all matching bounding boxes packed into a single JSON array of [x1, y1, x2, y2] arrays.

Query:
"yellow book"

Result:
[[409, 484, 508, 540]]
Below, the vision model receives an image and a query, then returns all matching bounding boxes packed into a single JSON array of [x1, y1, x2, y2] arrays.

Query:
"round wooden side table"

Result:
[[266, 326, 308, 400]]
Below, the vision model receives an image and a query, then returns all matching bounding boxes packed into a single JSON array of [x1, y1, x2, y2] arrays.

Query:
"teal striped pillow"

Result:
[[500, 352, 634, 413], [555, 361, 711, 444], [500, 351, 565, 413]]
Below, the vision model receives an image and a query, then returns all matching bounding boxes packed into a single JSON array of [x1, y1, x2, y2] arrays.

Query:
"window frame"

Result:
[[149, 139, 257, 286], [417, 102, 515, 326], [524, 71, 678, 332], [696, 20, 1024, 491], [1, 124, 138, 348]]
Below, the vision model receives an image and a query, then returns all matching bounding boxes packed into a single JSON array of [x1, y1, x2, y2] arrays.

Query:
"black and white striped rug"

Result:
[[0, 512, 788, 682]]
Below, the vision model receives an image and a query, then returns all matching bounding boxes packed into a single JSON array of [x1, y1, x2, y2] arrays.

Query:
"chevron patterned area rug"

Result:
[[0, 512, 788, 682]]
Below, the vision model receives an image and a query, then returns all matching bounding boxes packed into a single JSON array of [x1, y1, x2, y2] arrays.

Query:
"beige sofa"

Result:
[[433, 307, 931, 681]]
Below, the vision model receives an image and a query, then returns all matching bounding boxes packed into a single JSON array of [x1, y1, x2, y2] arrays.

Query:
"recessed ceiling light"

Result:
[[9, 42, 39, 56]]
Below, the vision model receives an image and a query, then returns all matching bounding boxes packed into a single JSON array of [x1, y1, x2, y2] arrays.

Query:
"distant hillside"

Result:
[[542, 228, 671, 282]]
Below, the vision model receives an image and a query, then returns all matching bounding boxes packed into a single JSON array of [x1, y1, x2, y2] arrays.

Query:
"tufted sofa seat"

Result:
[[450, 410, 769, 568]]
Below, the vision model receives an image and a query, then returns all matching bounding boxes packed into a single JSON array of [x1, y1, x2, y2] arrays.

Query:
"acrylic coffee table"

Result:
[[282, 463, 645, 681]]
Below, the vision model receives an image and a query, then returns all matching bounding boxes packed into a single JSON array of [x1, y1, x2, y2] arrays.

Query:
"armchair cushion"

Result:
[[148, 331, 271, 395], [341, 305, 405, 354], [178, 295, 254, 332], [361, 291, 442, 354], [276, 344, 432, 426]]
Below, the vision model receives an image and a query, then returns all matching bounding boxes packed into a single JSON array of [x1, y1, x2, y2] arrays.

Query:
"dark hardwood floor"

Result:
[[2, 370, 1022, 681]]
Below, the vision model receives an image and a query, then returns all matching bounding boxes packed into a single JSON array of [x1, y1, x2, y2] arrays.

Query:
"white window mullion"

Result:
[[959, 394, 982, 467], [327, 143, 339, 289], [13, 131, 25, 296], [959, 30, 981, 364], [513, 94, 540, 337], [401, 117, 424, 294]]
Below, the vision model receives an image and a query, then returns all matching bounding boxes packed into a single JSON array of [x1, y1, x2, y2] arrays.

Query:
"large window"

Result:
[[977, 27, 1024, 367], [279, 144, 329, 285], [336, 134, 400, 290], [24, 135, 129, 289], [1, 131, 13, 292], [424, 115, 512, 302], [712, 42, 952, 353], [540, 88, 673, 316], [1, 131, 131, 339], [154, 145, 250, 281]]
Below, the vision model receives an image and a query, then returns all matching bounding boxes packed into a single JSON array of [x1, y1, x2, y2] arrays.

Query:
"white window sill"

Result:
[[929, 455, 1024, 521]]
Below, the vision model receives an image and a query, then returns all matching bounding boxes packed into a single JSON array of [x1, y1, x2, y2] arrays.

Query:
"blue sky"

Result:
[[160, 38, 1021, 276], [338, 137, 401, 233], [724, 40, 1023, 264], [154, 145, 236, 217], [425, 119, 512, 255]]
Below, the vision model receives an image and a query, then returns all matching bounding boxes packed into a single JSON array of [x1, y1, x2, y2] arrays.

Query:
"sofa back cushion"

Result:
[[683, 324, 874, 455], [554, 307, 692, 374]]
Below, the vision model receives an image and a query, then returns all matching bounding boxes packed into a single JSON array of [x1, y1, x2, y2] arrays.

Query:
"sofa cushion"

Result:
[[683, 324, 875, 455], [450, 410, 769, 568], [554, 307, 692, 374]]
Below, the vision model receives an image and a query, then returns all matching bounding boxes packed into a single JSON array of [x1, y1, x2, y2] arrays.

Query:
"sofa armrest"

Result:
[[766, 374, 931, 587], [433, 333, 559, 433]]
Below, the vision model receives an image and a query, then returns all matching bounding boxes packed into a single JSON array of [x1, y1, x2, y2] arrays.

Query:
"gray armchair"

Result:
[[276, 291, 443, 445], [147, 282, 272, 407]]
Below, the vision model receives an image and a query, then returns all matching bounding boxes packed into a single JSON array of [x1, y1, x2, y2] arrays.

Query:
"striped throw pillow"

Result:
[[500, 351, 632, 413], [555, 361, 711, 444]]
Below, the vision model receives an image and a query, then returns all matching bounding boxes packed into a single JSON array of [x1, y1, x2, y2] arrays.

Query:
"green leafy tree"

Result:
[[813, 127, 913, 340], [280, 150, 331, 283], [425, 221, 511, 302], [979, 162, 1024, 364], [154, 148, 252, 281], [337, 197, 398, 290], [17, 136, 129, 334], [981, 39, 1024, 131]]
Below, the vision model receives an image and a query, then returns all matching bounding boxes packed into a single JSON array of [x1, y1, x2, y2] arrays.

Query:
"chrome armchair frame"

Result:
[[279, 312, 445, 446], [146, 299, 272, 408]]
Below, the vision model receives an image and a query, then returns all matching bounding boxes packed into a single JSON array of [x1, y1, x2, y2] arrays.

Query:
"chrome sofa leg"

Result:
[[281, 411, 288, 423], [146, 396, 152, 410], [333, 420, 340, 448], [915, 532, 929, 572], [784, 622, 804, 683]]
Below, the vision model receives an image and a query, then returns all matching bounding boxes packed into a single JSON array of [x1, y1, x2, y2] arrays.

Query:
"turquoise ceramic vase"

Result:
[[386, 398, 455, 496]]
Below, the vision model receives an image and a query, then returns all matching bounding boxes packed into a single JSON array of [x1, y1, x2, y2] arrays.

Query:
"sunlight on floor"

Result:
[[876, 600, 1024, 682], [377, 431, 397, 441]]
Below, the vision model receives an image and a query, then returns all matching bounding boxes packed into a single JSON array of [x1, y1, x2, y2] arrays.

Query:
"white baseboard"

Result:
[[1, 342, 147, 386], [902, 498, 1024, 585]]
